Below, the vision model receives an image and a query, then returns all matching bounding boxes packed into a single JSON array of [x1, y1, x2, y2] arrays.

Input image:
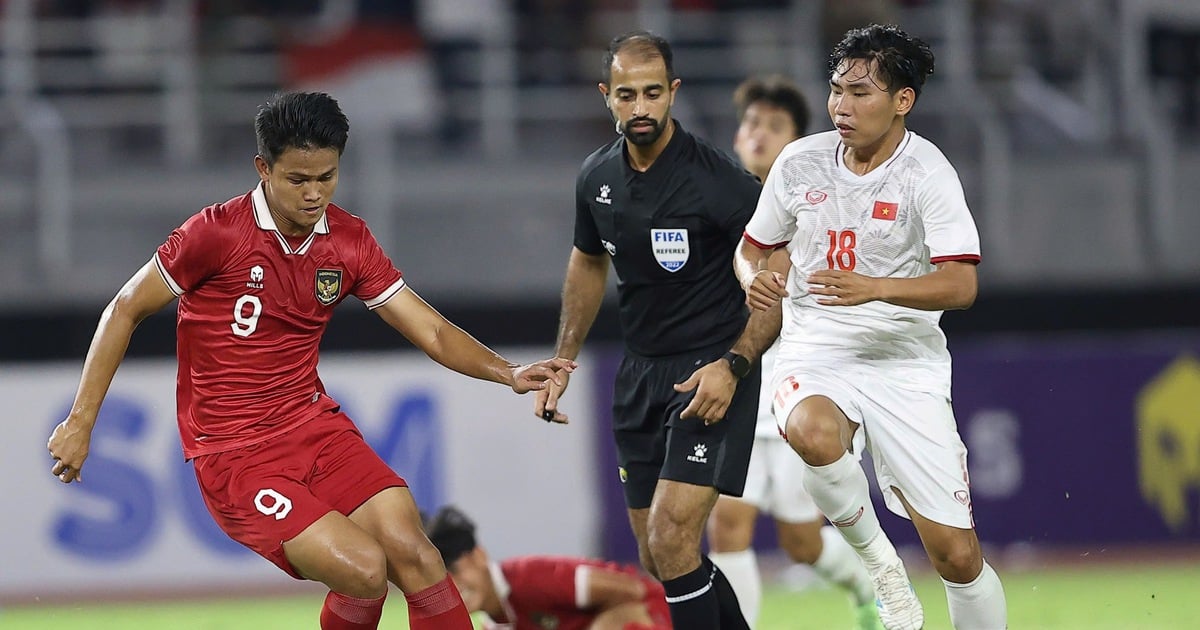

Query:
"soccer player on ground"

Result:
[[45, 92, 576, 630], [534, 30, 782, 630], [425, 506, 672, 630], [734, 25, 1008, 630], [707, 75, 881, 630]]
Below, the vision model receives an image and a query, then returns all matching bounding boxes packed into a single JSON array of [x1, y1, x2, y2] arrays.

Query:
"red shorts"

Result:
[[192, 409, 407, 579]]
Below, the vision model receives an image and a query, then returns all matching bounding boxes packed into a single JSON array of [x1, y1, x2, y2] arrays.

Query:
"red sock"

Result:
[[320, 591, 386, 630], [404, 574, 473, 630]]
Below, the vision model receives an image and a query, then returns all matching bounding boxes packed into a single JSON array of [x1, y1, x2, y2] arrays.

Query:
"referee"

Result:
[[534, 31, 780, 630]]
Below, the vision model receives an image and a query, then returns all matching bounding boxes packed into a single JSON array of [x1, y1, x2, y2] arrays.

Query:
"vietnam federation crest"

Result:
[[315, 269, 342, 305], [650, 228, 689, 272]]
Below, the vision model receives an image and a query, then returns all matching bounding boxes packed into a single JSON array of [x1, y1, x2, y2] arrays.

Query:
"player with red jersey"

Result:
[[426, 506, 671, 630], [46, 92, 575, 630]]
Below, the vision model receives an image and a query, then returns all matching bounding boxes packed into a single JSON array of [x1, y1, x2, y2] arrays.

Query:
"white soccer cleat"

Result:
[[870, 560, 924, 630]]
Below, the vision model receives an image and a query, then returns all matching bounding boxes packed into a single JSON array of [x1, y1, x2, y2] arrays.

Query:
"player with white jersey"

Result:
[[706, 75, 879, 630], [735, 25, 1007, 630]]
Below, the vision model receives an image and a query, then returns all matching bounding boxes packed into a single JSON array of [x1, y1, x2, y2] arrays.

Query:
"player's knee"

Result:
[[707, 513, 753, 552], [647, 515, 695, 564], [785, 410, 843, 462], [637, 544, 660, 579], [779, 529, 823, 565], [928, 538, 982, 582], [336, 543, 389, 598]]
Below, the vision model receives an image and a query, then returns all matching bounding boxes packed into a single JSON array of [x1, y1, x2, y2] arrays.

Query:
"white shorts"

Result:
[[770, 361, 974, 529], [739, 435, 821, 523]]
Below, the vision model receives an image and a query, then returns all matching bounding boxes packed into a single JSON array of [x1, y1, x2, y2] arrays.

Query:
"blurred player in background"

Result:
[[426, 506, 672, 630], [707, 75, 881, 630], [735, 25, 1008, 630], [535, 30, 780, 630], [46, 91, 575, 630]]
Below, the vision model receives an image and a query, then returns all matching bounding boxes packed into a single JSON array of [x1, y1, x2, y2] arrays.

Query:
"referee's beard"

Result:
[[619, 116, 666, 146]]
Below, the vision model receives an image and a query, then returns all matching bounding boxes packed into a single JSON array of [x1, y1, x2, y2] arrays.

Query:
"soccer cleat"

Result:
[[854, 601, 885, 630], [870, 560, 923, 630]]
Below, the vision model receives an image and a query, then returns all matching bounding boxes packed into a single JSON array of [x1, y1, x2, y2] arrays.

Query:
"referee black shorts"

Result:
[[611, 342, 760, 510]]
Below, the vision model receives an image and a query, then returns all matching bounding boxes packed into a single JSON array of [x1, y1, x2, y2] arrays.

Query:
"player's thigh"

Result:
[[859, 381, 974, 529], [192, 426, 348, 581], [283, 509, 387, 595], [771, 364, 863, 453], [349, 486, 447, 592]]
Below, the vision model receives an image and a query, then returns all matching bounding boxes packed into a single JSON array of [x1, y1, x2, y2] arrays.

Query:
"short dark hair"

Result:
[[424, 506, 478, 568], [254, 92, 350, 166], [602, 30, 675, 84], [733, 75, 810, 136], [829, 24, 934, 102]]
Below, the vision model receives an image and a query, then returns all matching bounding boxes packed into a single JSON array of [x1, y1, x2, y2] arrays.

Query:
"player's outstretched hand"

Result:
[[807, 270, 880, 306], [742, 269, 788, 311], [47, 419, 92, 484], [533, 368, 572, 424], [514, 357, 576, 412], [674, 359, 737, 425]]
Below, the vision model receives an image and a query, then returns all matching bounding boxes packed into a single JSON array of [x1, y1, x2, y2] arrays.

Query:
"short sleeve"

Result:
[[918, 165, 981, 264], [742, 157, 796, 250], [502, 557, 581, 611], [154, 209, 224, 295], [717, 166, 763, 245], [573, 171, 605, 255], [351, 224, 406, 309]]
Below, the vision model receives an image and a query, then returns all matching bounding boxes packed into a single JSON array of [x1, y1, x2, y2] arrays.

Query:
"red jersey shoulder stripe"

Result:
[[743, 231, 789, 250], [931, 254, 981, 265]]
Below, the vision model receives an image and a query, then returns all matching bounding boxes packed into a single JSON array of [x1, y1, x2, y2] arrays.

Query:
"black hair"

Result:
[[254, 92, 350, 166], [424, 505, 478, 568], [602, 30, 676, 84], [733, 74, 811, 136], [828, 24, 935, 102]]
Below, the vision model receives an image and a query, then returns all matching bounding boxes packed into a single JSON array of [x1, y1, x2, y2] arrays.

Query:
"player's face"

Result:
[[448, 554, 491, 612], [734, 102, 799, 180], [255, 146, 340, 237], [600, 53, 680, 147], [827, 58, 913, 151]]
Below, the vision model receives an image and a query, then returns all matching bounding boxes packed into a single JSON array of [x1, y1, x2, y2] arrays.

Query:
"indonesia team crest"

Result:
[[315, 269, 342, 305], [650, 228, 689, 272]]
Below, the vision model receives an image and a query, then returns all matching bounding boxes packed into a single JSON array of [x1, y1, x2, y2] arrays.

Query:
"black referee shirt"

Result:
[[573, 121, 763, 357]]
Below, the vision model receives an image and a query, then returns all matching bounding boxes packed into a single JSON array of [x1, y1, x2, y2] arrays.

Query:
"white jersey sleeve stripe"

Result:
[[153, 252, 185, 296], [574, 565, 592, 609], [743, 231, 789, 250], [363, 278, 407, 310], [931, 254, 981, 265]]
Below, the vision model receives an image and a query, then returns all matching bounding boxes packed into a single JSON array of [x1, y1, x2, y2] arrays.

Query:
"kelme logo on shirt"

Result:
[[596, 184, 613, 205], [650, 228, 689, 272], [315, 268, 342, 305]]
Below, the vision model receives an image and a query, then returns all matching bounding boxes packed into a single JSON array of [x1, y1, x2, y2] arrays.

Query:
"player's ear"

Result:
[[253, 155, 270, 181]]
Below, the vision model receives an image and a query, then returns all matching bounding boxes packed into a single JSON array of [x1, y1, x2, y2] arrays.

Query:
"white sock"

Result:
[[943, 561, 1007, 629], [708, 549, 761, 629], [812, 525, 875, 606], [801, 451, 896, 567]]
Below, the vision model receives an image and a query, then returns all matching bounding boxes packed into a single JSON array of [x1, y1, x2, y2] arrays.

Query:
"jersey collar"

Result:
[[489, 562, 518, 624], [251, 182, 329, 255], [834, 129, 912, 180]]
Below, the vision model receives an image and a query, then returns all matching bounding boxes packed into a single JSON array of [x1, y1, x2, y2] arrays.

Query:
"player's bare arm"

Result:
[[374, 287, 576, 396], [48, 259, 177, 483], [582, 568, 650, 609], [808, 260, 977, 310], [536, 247, 609, 422], [734, 237, 788, 311]]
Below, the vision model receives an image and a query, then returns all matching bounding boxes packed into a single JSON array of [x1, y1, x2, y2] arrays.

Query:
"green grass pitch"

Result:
[[2, 564, 1196, 629]]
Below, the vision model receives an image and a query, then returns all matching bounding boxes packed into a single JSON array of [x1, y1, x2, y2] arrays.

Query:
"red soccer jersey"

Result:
[[488, 557, 671, 630], [154, 184, 405, 458]]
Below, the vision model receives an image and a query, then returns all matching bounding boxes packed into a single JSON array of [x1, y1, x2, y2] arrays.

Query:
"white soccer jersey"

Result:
[[744, 130, 980, 397]]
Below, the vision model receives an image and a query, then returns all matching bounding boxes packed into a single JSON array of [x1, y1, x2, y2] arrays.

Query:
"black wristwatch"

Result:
[[721, 351, 752, 379]]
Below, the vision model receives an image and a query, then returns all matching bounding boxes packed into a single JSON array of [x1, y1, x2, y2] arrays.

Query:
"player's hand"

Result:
[[742, 269, 788, 311], [47, 419, 93, 484], [514, 356, 576, 411], [533, 368, 572, 424], [806, 270, 881, 306], [674, 359, 738, 425]]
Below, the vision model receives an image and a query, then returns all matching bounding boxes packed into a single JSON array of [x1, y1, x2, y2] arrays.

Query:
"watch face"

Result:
[[725, 352, 751, 378]]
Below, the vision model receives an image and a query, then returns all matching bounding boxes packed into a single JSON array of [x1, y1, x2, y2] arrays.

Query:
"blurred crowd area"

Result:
[[3, 0, 1200, 314]]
